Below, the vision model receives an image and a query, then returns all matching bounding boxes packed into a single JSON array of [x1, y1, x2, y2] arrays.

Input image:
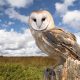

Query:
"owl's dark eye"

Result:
[[32, 18, 36, 22], [42, 17, 46, 22]]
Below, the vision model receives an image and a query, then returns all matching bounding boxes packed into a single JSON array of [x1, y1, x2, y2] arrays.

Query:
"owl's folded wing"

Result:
[[42, 28, 80, 60]]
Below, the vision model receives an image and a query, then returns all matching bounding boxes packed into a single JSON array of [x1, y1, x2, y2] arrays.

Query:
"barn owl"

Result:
[[29, 10, 80, 66]]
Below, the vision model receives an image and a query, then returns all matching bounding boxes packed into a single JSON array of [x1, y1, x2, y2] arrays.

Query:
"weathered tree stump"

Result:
[[55, 57, 80, 80], [62, 57, 80, 80]]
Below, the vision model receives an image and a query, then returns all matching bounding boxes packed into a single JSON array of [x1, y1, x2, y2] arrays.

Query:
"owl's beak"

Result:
[[37, 24, 42, 29], [36, 20, 42, 29]]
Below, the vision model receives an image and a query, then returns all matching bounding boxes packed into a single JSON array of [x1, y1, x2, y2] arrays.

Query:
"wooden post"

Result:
[[55, 57, 80, 80], [62, 57, 80, 80]]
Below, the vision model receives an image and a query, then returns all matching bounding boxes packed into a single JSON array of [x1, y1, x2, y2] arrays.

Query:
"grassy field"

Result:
[[0, 56, 55, 80]]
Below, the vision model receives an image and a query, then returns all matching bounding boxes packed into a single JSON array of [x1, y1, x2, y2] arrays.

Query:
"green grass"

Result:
[[0, 57, 56, 80], [0, 63, 44, 80]]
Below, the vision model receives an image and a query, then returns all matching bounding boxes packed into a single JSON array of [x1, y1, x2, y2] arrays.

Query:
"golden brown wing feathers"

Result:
[[42, 28, 80, 60]]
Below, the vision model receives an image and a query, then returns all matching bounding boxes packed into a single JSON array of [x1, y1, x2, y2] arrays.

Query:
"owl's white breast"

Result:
[[30, 28, 60, 55]]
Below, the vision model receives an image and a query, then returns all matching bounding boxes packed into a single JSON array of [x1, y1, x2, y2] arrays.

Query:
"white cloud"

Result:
[[0, 29, 47, 56], [55, 0, 80, 30], [75, 35, 80, 45], [63, 10, 80, 29], [7, 0, 33, 8], [0, 28, 79, 57], [55, 0, 76, 15], [5, 8, 29, 23], [64, 0, 75, 6], [75, 32, 80, 45], [55, 3, 67, 16], [0, 0, 32, 24], [0, 0, 33, 8], [2, 21, 14, 27], [8, 21, 14, 25]]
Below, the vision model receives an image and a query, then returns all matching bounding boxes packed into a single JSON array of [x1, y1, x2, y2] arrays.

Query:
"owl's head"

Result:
[[29, 10, 55, 31]]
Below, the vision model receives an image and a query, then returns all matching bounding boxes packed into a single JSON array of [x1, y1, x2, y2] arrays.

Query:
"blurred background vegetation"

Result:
[[0, 56, 55, 80]]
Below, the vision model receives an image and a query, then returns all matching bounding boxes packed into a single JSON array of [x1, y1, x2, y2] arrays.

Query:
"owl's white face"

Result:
[[29, 10, 55, 31]]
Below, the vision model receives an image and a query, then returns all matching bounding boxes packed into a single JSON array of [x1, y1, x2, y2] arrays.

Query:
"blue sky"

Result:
[[0, 0, 80, 56], [0, 0, 80, 33]]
